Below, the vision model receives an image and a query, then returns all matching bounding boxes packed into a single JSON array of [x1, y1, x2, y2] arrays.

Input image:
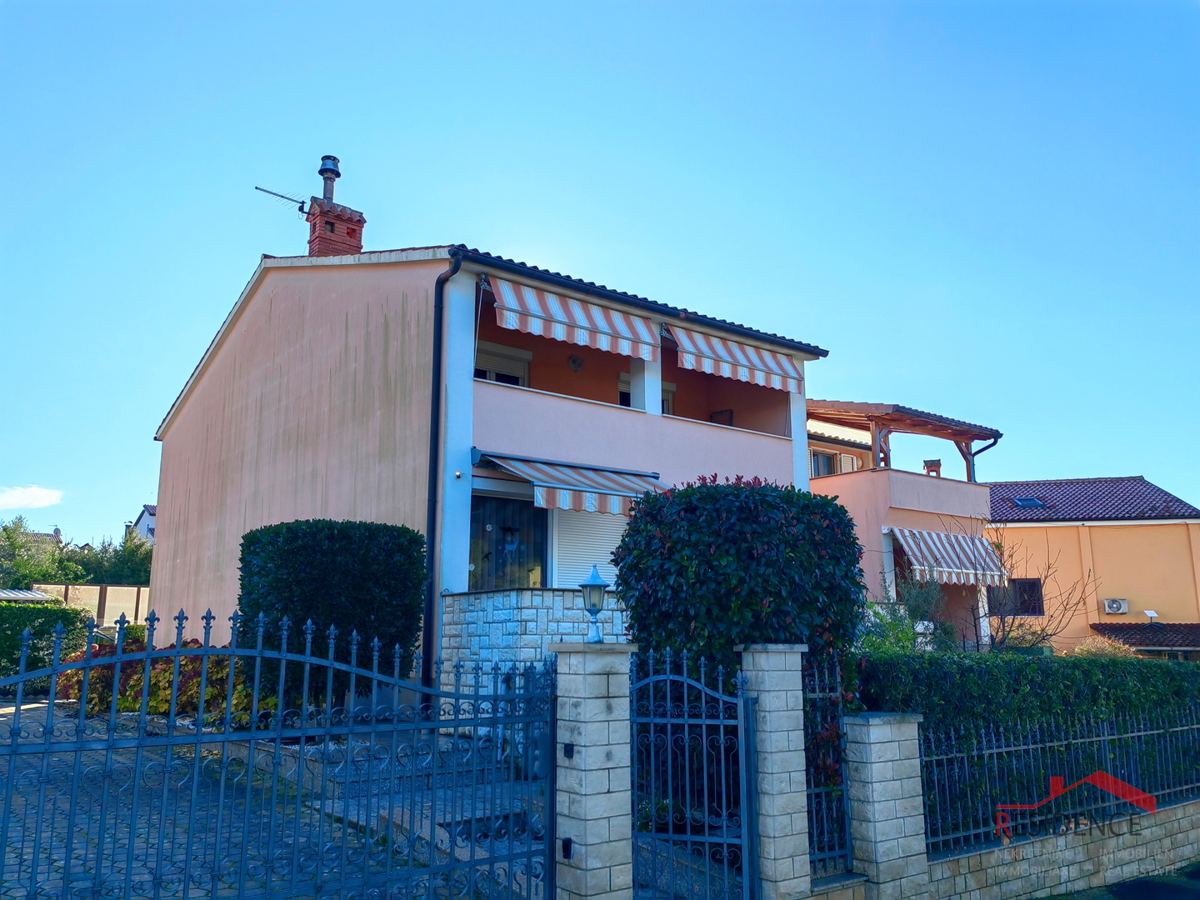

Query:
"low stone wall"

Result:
[[440, 590, 625, 661], [927, 799, 1200, 899]]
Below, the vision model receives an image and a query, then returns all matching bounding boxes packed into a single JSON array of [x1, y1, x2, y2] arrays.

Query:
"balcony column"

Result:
[[789, 364, 809, 491], [629, 356, 662, 415], [438, 270, 478, 598]]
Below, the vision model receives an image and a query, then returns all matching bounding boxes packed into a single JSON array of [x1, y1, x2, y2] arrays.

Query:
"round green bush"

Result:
[[238, 520, 426, 679], [613, 476, 865, 674]]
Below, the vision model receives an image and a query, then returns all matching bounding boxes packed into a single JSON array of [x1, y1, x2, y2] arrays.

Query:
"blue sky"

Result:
[[2, 2, 1197, 543]]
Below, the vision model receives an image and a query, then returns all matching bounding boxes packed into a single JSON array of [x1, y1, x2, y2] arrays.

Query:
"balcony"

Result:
[[812, 467, 990, 523], [473, 379, 794, 487]]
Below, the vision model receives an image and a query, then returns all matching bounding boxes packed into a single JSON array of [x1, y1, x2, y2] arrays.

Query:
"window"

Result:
[[987, 579, 1045, 617], [324, 221, 336, 233], [811, 451, 837, 478], [1012, 498, 1047, 509], [475, 341, 531, 387], [468, 496, 547, 591], [617, 374, 675, 413]]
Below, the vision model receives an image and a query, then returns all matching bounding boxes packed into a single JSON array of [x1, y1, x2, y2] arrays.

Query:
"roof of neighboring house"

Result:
[[805, 400, 1002, 443], [1092, 623, 1200, 650], [143, 504, 157, 517], [0, 589, 51, 602], [807, 429, 871, 451], [990, 477, 1200, 523]]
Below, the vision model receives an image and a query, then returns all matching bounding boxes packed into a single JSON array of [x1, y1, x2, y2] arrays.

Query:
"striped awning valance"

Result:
[[489, 277, 659, 362], [666, 324, 802, 393], [887, 527, 1006, 587], [477, 452, 664, 517]]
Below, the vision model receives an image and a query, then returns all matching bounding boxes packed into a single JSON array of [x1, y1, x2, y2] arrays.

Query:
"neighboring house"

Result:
[[806, 400, 1006, 646], [988, 476, 1200, 655], [132, 505, 156, 543]]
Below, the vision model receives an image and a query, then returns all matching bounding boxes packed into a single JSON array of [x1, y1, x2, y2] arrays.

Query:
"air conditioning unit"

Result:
[[1103, 598, 1129, 615]]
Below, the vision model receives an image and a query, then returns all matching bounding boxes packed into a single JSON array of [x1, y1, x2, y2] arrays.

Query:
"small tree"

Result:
[[0, 517, 83, 590], [613, 476, 865, 675], [237, 520, 427, 692], [978, 526, 1098, 651], [859, 568, 958, 654], [63, 528, 153, 586]]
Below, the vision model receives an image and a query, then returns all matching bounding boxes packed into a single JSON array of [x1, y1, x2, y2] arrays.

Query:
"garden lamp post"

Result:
[[580, 565, 610, 643]]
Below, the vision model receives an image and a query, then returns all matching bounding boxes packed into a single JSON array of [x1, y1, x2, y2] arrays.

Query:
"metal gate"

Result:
[[0, 611, 555, 899], [802, 654, 852, 880], [630, 651, 756, 900]]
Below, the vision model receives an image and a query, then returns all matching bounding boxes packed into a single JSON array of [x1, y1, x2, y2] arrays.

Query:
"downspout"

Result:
[[957, 437, 1000, 484], [422, 249, 464, 687]]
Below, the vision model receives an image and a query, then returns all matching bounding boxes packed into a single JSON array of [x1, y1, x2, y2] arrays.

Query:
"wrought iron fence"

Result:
[[630, 650, 757, 900], [921, 705, 1200, 858], [0, 610, 556, 899], [802, 654, 852, 880]]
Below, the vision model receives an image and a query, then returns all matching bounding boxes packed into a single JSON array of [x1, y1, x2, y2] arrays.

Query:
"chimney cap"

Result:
[[318, 155, 341, 179]]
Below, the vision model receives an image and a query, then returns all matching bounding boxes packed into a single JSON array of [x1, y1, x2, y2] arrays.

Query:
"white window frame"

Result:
[[619, 373, 675, 414], [475, 340, 532, 386]]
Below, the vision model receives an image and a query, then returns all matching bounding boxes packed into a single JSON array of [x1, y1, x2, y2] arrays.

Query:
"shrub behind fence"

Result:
[[921, 706, 1200, 857]]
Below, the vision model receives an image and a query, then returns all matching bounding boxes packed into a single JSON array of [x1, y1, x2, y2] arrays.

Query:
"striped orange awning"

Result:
[[887, 527, 1006, 587], [666, 324, 802, 393], [490, 277, 659, 362], [477, 453, 664, 516]]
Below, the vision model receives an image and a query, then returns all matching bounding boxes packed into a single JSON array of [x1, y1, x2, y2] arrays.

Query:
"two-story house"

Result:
[[151, 160, 825, 661], [151, 158, 1006, 661]]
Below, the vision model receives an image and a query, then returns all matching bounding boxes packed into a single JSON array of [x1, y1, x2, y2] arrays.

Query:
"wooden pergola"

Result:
[[806, 400, 1002, 483]]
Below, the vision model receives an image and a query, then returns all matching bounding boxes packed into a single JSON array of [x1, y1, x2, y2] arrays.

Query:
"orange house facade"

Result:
[[805, 402, 1006, 646], [988, 477, 1200, 657]]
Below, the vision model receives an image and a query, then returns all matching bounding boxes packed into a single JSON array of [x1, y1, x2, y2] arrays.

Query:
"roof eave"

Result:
[[456, 247, 828, 360]]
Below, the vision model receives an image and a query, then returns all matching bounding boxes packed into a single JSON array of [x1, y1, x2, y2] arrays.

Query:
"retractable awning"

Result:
[[475, 451, 664, 516], [489, 277, 659, 362], [666, 324, 802, 393], [886, 527, 1006, 587]]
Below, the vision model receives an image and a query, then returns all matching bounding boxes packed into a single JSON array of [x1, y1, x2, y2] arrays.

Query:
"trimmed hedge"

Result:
[[858, 651, 1200, 732], [613, 476, 865, 674], [0, 603, 89, 679], [238, 520, 426, 680]]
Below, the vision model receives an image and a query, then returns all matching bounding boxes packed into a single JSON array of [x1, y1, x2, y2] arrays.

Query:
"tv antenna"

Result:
[[254, 186, 309, 215]]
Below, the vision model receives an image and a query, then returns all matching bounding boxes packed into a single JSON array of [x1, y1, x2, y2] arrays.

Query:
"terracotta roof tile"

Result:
[[989, 476, 1200, 523], [1092, 623, 1200, 649]]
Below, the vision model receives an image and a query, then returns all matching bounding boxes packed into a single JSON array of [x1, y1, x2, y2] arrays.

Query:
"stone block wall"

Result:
[[440, 590, 625, 661], [844, 712, 929, 900], [553, 642, 635, 900], [927, 799, 1200, 900]]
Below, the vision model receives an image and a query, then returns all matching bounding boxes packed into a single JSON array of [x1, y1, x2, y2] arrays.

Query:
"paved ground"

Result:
[[0, 699, 551, 899]]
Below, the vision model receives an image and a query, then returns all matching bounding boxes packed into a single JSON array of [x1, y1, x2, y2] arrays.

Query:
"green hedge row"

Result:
[[857, 651, 1200, 732], [0, 603, 89, 679]]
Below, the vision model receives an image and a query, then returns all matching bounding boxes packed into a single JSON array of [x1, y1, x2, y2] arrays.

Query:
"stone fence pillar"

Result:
[[740, 643, 811, 900], [551, 642, 636, 900], [844, 712, 930, 900]]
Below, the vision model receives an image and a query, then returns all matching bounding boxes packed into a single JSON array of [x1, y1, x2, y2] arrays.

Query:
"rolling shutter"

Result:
[[554, 510, 628, 589]]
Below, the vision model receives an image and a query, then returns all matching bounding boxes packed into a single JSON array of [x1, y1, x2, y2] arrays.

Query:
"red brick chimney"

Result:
[[305, 156, 367, 257]]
